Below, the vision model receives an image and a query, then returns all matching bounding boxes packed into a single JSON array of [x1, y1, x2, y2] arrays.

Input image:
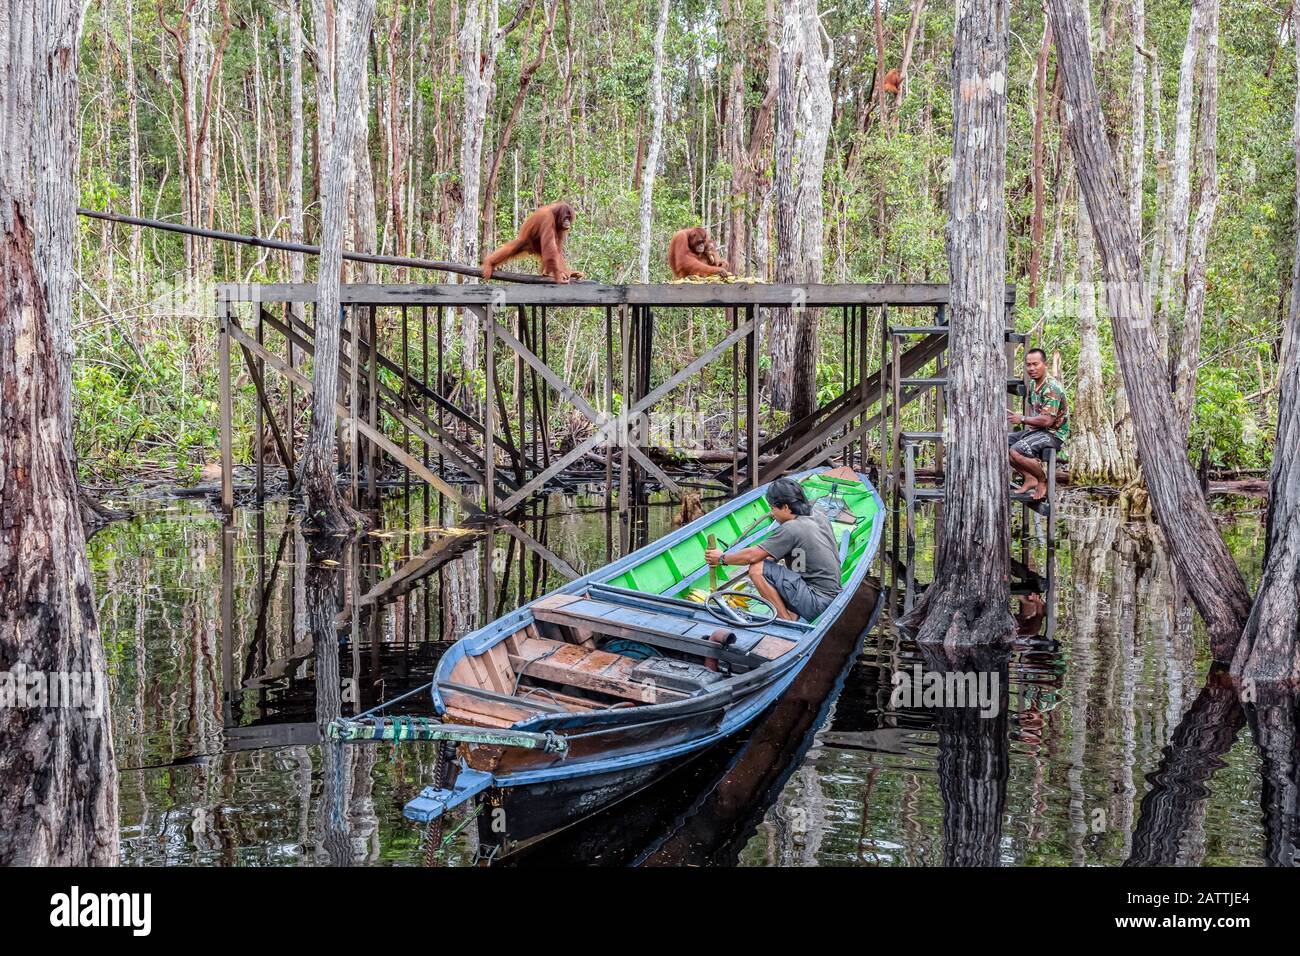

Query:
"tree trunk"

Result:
[[126, 0, 143, 298], [900, 0, 1013, 646], [871, 0, 888, 126], [0, 0, 119, 865], [1156, 0, 1210, 360], [1172, 1, 1220, 440], [1027, 20, 1051, 307], [1073, 184, 1126, 483], [352, 44, 378, 282], [1048, 0, 1252, 660], [301, 0, 377, 534], [289, 0, 306, 286], [638, 0, 670, 283], [1127, 0, 1146, 238], [896, 0, 927, 103], [1230, 0, 1300, 686], [788, 0, 832, 425], [769, 0, 801, 412]]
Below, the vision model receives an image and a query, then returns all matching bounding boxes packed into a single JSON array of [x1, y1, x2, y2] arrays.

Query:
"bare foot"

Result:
[[1031, 481, 1048, 502], [1016, 478, 1039, 497]]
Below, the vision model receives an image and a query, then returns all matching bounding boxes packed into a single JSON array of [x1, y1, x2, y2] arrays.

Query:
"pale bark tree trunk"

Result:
[[126, 0, 143, 297], [1027, 20, 1051, 308], [724, 57, 747, 272], [900, 0, 1013, 646], [451, 0, 514, 370], [289, 0, 306, 288], [896, 0, 927, 103], [1172, 2, 1219, 440], [301, 0, 377, 533], [789, 0, 832, 425], [352, 50, 378, 283], [1230, 0, 1300, 687], [1048, 0, 1252, 660], [1127, 0, 1146, 238], [770, 0, 802, 413], [1156, 0, 1211, 361], [769, 0, 831, 422], [871, 0, 888, 126], [1073, 197, 1125, 483], [0, 0, 119, 865], [638, 0, 670, 283]]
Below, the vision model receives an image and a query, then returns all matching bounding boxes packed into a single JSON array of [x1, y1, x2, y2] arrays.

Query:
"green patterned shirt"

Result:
[[1027, 376, 1070, 443]]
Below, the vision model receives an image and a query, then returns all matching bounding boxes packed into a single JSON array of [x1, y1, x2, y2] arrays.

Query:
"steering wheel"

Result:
[[705, 585, 777, 627]]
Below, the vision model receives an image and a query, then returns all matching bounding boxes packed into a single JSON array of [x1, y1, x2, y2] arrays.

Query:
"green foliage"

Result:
[[1189, 368, 1268, 470]]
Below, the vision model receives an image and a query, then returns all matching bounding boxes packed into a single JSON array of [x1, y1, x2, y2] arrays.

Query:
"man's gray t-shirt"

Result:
[[758, 513, 843, 599]]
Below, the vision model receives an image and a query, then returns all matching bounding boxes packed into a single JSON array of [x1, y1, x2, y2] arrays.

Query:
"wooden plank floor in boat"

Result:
[[533, 592, 795, 662]]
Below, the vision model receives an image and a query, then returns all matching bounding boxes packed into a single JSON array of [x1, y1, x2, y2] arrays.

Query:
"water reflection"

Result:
[[92, 488, 1294, 866]]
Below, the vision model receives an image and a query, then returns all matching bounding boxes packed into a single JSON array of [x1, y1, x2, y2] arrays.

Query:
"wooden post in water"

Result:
[[746, 305, 759, 489], [619, 303, 631, 519], [367, 305, 379, 507], [605, 306, 614, 510], [219, 298, 234, 513], [348, 305, 360, 508], [484, 304, 497, 512], [255, 307, 264, 501]]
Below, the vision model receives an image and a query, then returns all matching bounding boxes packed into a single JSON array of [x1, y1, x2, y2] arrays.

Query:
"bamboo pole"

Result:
[[77, 207, 555, 284]]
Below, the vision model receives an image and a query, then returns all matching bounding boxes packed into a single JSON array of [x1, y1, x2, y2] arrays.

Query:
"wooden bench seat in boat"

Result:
[[504, 634, 689, 704], [440, 681, 602, 728], [532, 592, 796, 667]]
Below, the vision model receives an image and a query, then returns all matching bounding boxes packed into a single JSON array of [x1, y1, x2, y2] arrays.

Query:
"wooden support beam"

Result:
[[217, 281, 1017, 309], [225, 319, 480, 513], [260, 306, 505, 489], [483, 305, 497, 512], [240, 317, 294, 483], [367, 306, 379, 505], [282, 305, 533, 469], [494, 517, 580, 580], [746, 305, 759, 489], [219, 301, 233, 512], [498, 311, 755, 513]]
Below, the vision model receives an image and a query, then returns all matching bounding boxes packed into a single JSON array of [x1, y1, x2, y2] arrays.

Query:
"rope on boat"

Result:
[[326, 715, 569, 755]]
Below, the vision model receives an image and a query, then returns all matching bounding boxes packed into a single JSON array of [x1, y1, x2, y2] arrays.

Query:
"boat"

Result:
[[328, 464, 884, 855]]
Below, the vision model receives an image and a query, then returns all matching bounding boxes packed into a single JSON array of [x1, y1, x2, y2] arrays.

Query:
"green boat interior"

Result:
[[443, 470, 880, 729]]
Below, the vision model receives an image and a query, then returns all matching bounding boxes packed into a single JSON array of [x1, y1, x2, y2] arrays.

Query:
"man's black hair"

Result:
[[1026, 347, 1047, 362], [767, 477, 812, 516]]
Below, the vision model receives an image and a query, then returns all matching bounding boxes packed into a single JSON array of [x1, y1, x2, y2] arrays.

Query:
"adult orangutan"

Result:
[[481, 201, 584, 283], [668, 227, 731, 278]]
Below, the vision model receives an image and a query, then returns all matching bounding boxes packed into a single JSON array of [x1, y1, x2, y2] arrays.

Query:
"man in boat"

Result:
[[703, 477, 842, 623], [1007, 347, 1070, 502]]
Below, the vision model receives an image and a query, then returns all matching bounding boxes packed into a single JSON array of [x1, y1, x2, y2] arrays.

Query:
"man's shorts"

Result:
[[1008, 429, 1062, 460], [760, 558, 834, 622]]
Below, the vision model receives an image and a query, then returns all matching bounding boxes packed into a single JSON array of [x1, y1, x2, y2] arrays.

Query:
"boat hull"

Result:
[[411, 466, 885, 845]]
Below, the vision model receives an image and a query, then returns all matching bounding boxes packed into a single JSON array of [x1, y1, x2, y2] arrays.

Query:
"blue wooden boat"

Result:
[[331, 465, 883, 853]]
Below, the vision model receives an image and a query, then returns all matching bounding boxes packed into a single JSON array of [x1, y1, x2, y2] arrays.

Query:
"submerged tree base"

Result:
[[899, 578, 1015, 648]]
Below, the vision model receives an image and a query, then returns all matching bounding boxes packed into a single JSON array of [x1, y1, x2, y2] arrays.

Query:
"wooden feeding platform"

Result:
[[213, 279, 1051, 616]]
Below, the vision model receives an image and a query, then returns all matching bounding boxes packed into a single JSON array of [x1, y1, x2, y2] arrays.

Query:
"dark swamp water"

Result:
[[89, 484, 1291, 866]]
